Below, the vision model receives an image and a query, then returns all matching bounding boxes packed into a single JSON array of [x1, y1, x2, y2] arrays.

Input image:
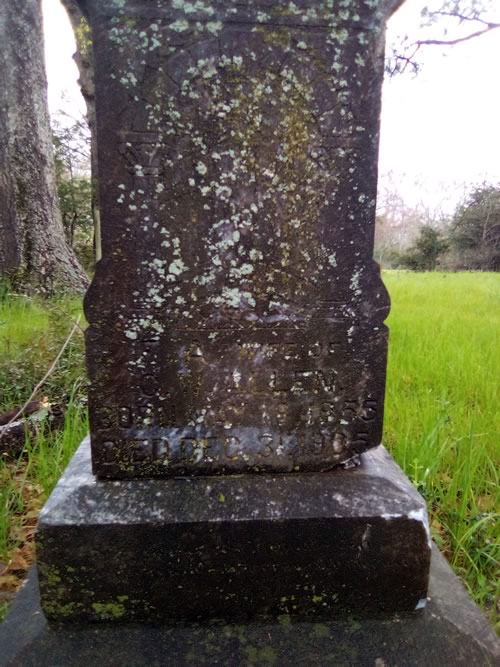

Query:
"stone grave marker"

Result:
[[2, 4, 498, 659], [82, 0, 394, 478], [33, 0, 437, 626]]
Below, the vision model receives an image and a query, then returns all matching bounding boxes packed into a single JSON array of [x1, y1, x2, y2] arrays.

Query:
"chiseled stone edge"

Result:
[[35, 438, 432, 622], [39, 438, 430, 541]]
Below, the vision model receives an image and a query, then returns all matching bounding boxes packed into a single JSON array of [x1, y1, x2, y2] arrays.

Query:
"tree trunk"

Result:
[[0, 0, 88, 294], [60, 0, 101, 261]]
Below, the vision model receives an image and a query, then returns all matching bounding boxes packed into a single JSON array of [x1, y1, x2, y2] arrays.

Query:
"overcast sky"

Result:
[[42, 0, 500, 214]]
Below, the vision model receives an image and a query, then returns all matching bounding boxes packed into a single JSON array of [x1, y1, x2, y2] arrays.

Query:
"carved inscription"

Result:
[[98, 426, 378, 474], [95, 397, 378, 432], [91, 327, 383, 474]]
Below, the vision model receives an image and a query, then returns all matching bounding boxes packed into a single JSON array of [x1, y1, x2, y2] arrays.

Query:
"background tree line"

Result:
[[375, 182, 500, 271], [52, 111, 94, 273]]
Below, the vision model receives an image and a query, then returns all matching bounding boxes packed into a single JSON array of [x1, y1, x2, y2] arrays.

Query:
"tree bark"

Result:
[[60, 0, 101, 261], [0, 0, 88, 294]]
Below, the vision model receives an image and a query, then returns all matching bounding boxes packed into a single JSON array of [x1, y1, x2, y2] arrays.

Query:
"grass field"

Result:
[[0, 272, 498, 627], [384, 271, 499, 626]]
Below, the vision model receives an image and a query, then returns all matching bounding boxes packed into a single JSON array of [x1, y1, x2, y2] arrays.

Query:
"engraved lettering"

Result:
[[343, 399, 378, 421], [224, 436, 242, 460], [138, 404, 154, 424], [118, 406, 133, 427], [283, 343, 300, 360], [203, 436, 219, 460], [187, 340, 203, 359], [319, 401, 336, 424], [270, 371, 293, 392], [137, 328, 160, 345], [315, 371, 335, 393], [361, 401, 377, 422], [257, 433, 274, 458], [343, 400, 357, 415], [293, 370, 314, 392], [352, 432, 369, 448], [86, 1, 391, 477], [276, 404, 288, 428], [96, 407, 113, 429], [152, 437, 170, 459], [102, 441, 116, 462], [310, 433, 326, 455], [332, 431, 347, 454], [181, 438, 197, 460], [130, 439, 151, 462], [308, 342, 320, 358], [119, 132, 162, 177]]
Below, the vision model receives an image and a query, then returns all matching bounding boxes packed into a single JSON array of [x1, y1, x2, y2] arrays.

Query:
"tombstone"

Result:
[[83, 0, 393, 479], [31, 0, 437, 624]]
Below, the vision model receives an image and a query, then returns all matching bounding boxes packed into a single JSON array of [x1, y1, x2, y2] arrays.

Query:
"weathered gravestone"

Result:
[[35, 0, 434, 624], [83, 0, 393, 478]]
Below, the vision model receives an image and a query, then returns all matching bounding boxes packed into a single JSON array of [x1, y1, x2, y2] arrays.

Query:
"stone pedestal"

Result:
[[1, 549, 498, 667], [36, 438, 431, 623]]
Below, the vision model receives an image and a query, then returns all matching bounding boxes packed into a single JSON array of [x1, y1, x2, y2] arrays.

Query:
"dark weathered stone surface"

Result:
[[78, 0, 402, 478], [2, 549, 498, 667], [36, 438, 431, 623]]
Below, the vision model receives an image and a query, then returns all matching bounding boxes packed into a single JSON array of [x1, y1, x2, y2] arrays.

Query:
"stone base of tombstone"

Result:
[[34, 438, 432, 624], [2, 551, 499, 666]]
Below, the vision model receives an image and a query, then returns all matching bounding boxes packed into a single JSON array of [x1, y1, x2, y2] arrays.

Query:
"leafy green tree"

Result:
[[60, 0, 101, 261], [52, 114, 94, 271], [449, 184, 500, 270], [399, 225, 448, 271], [56, 174, 92, 244]]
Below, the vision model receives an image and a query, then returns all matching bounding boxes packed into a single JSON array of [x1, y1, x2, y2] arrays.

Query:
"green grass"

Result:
[[384, 271, 499, 626], [0, 294, 84, 411], [0, 400, 88, 621], [0, 291, 87, 620], [0, 296, 49, 355], [0, 273, 498, 627]]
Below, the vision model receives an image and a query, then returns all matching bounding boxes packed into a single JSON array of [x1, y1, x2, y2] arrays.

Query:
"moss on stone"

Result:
[[92, 600, 127, 619], [42, 600, 83, 618]]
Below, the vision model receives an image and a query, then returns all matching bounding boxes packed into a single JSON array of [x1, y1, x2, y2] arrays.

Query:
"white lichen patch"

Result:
[[170, 19, 190, 32], [195, 161, 208, 175], [350, 268, 363, 297], [168, 258, 187, 276]]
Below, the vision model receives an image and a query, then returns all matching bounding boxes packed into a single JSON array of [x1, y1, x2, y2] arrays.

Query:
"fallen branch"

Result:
[[0, 404, 65, 456], [0, 399, 49, 426]]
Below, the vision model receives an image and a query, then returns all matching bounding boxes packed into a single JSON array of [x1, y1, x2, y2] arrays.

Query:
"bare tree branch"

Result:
[[415, 21, 500, 47], [430, 10, 497, 26], [386, 1, 500, 76]]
